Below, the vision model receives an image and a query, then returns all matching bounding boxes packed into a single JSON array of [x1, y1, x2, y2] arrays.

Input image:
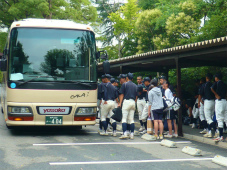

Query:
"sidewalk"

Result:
[[183, 125, 227, 149]]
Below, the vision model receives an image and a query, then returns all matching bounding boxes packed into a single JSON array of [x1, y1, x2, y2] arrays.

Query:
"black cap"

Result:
[[214, 73, 222, 80], [206, 73, 213, 80], [104, 74, 112, 79], [159, 76, 166, 80], [101, 75, 105, 79], [137, 84, 143, 92], [110, 78, 115, 83], [117, 74, 127, 79], [127, 72, 134, 79], [144, 77, 150, 82]]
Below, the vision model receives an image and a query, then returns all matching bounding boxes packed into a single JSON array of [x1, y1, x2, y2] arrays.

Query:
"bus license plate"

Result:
[[45, 116, 63, 125]]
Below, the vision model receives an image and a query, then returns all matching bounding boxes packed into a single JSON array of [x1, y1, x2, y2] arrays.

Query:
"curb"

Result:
[[183, 133, 227, 149]]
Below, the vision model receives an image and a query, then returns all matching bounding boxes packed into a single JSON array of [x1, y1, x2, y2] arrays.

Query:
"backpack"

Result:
[[111, 107, 122, 122], [171, 97, 181, 111], [163, 97, 172, 112]]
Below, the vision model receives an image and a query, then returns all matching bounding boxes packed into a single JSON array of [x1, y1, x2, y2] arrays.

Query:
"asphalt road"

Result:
[[0, 111, 227, 170]]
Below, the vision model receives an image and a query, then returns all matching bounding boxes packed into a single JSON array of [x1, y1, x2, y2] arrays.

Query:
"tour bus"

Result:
[[0, 19, 108, 129]]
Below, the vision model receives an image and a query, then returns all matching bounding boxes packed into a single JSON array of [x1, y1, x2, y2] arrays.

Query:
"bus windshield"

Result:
[[9, 28, 97, 82]]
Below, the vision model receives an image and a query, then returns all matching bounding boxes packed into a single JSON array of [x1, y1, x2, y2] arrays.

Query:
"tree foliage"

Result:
[[0, 0, 97, 28]]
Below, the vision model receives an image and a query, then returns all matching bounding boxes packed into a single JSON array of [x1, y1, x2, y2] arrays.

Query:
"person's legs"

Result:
[[158, 120, 164, 136], [173, 119, 178, 134], [215, 100, 226, 140], [154, 120, 159, 135], [121, 100, 130, 134], [204, 100, 215, 137], [167, 119, 172, 135]]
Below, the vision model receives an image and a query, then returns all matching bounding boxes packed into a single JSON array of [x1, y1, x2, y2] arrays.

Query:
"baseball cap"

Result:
[[137, 84, 143, 92], [110, 78, 116, 83], [214, 73, 222, 80], [104, 74, 112, 79], [115, 80, 119, 84], [101, 75, 105, 79], [127, 72, 134, 79], [144, 77, 150, 82], [117, 74, 127, 79], [159, 76, 166, 80], [206, 73, 213, 80]]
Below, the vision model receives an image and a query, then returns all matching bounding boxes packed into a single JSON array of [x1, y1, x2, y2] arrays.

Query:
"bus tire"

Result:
[[6, 125, 14, 129], [74, 126, 82, 130]]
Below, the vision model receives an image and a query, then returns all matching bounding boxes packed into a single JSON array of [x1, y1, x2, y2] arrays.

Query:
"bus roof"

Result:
[[10, 18, 94, 32]]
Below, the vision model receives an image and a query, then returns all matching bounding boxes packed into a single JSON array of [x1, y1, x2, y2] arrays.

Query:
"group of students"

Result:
[[190, 73, 227, 142], [97, 73, 179, 140]]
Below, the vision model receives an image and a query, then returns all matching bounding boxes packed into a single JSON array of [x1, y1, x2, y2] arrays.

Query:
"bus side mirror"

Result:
[[96, 50, 108, 60], [103, 60, 110, 74], [0, 59, 7, 71], [96, 51, 100, 59], [4, 48, 8, 55]]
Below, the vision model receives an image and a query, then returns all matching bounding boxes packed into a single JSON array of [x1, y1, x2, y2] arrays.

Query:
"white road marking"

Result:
[[49, 158, 213, 165], [33, 141, 191, 146]]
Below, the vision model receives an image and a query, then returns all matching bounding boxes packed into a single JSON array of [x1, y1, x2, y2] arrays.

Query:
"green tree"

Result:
[[96, 0, 123, 46], [0, 0, 97, 28], [0, 31, 7, 52], [108, 0, 140, 57], [135, 9, 163, 53]]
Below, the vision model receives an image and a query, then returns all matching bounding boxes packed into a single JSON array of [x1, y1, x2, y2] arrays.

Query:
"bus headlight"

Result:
[[75, 107, 97, 115], [8, 106, 32, 114], [7, 106, 33, 121]]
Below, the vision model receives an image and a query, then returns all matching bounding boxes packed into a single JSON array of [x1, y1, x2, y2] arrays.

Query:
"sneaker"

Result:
[[173, 133, 178, 138], [100, 131, 109, 136], [213, 136, 224, 142], [163, 131, 168, 135], [203, 132, 212, 138], [139, 126, 144, 132], [214, 132, 219, 138], [130, 134, 134, 140], [192, 123, 195, 129], [159, 135, 163, 140], [164, 133, 173, 138], [154, 134, 159, 139], [140, 130, 147, 134], [112, 132, 117, 137], [98, 129, 102, 134], [119, 134, 129, 139], [200, 129, 207, 134]]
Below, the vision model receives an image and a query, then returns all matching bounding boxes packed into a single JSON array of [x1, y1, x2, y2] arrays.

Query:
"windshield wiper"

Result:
[[14, 76, 56, 86], [60, 80, 92, 87]]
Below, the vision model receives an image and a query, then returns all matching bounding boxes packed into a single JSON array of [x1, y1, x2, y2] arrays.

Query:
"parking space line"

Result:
[[49, 158, 213, 165], [33, 141, 191, 146]]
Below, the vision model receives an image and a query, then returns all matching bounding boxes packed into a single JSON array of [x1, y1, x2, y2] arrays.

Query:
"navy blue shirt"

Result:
[[119, 81, 137, 100], [145, 84, 150, 101], [159, 85, 165, 97], [103, 82, 118, 101], [211, 80, 227, 99], [137, 84, 146, 99], [200, 81, 215, 100], [98, 82, 105, 100]]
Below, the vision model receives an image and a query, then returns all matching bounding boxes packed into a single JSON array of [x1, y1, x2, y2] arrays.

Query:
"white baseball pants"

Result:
[[215, 99, 227, 128], [122, 99, 136, 124], [100, 100, 116, 123], [204, 99, 215, 124], [199, 102, 205, 121], [137, 98, 146, 120]]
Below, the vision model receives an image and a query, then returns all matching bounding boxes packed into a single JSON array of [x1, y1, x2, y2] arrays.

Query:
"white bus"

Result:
[[0, 19, 108, 129]]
